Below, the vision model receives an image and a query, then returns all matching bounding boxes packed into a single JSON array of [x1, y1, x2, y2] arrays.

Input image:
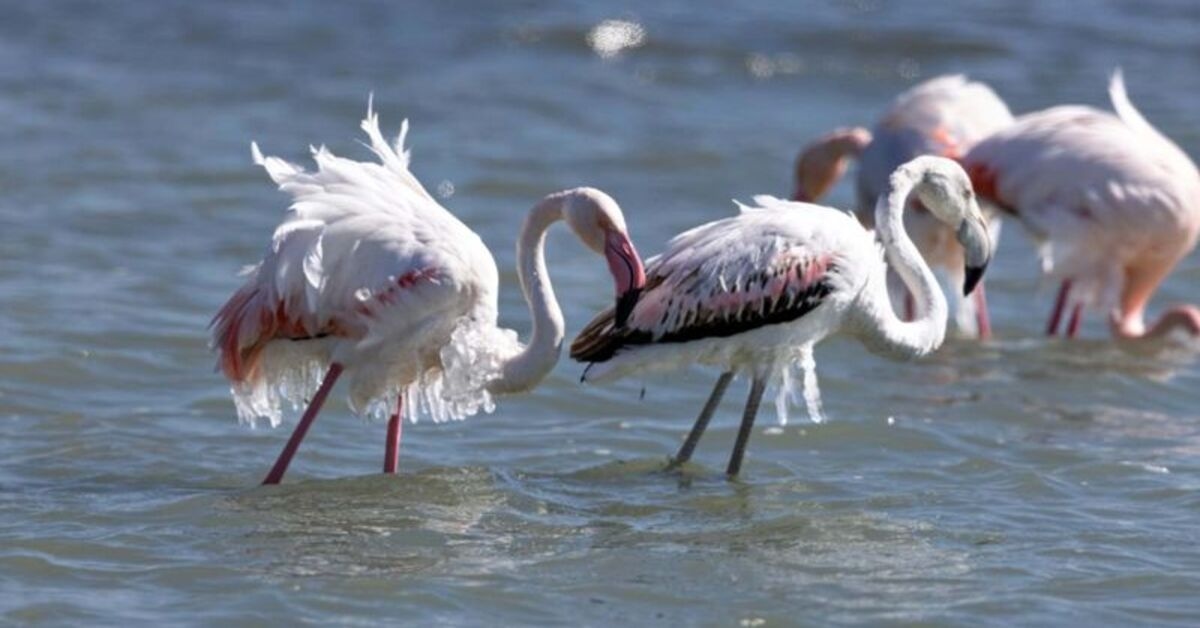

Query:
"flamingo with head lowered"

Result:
[[964, 70, 1200, 340], [793, 75, 1013, 338], [212, 103, 645, 484], [571, 156, 991, 475]]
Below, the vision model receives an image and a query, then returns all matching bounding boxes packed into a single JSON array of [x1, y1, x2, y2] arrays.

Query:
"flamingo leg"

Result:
[[725, 376, 767, 477], [668, 371, 734, 469], [261, 362, 345, 485], [1066, 303, 1084, 339], [1046, 280, 1072, 336], [383, 395, 403, 474], [973, 282, 992, 340], [903, 292, 916, 322]]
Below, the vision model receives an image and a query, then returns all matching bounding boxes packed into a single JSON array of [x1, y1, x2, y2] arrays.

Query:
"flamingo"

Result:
[[571, 156, 991, 475], [964, 70, 1200, 340], [793, 75, 1013, 338], [211, 102, 646, 484]]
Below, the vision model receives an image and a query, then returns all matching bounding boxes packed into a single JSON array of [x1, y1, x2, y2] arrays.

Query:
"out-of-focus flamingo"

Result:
[[211, 103, 645, 484], [964, 71, 1200, 340], [572, 157, 991, 475], [793, 75, 1013, 338]]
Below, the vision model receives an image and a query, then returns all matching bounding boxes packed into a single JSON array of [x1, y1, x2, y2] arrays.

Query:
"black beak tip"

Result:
[[963, 264, 987, 296], [614, 287, 642, 328]]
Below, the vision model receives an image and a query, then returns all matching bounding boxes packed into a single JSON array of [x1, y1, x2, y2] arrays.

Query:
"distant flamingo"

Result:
[[964, 71, 1200, 340], [793, 75, 1013, 338], [212, 103, 645, 484], [572, 156, 991, 475]]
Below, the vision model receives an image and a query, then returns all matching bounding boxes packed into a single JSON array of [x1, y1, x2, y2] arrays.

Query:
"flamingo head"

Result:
[[792, 127, 872, 202], [907, 156, 992, 296], [562, 187, 647, 327]]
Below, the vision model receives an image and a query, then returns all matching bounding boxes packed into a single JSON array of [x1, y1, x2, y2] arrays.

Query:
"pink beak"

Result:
[[604, 230, 646, 327]]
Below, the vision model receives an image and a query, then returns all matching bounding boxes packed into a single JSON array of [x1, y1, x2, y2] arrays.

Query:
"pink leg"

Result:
[[383, 396, 403, 474], [903, 292, 915, 322], [973, 282, 991, 340], [1046, 280, 1071, 336], [1066, 303, 1084, 339], [261, 362, 344, 485]]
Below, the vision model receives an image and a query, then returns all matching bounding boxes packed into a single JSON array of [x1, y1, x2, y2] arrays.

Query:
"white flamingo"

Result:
[[571, 156, 991, 475], [793, 75, 1013, 338], [211, 103, 645, 484], [964, 70, 1200, 340]]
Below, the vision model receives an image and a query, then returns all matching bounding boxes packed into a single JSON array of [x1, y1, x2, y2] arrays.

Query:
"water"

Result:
[[3, 0, 1200, 624]]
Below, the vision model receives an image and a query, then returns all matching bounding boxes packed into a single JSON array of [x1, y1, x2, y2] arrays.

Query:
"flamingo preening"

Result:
[[212, 103, 645, 484], [793, 75, 1013, 338], [572, 156, 991, 475], [964, 71, 1200, 340]]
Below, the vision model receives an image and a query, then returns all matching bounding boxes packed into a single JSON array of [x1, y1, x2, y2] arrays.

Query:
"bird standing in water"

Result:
[[572, 156, 991, 475], [964, 71, 1200, 340], [212, 103, 645, 484]]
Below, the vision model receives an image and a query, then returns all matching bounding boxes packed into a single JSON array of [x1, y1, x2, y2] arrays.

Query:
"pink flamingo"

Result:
[[964, 71, 1200, 340], [212, 103, 645, 484], [572, 156, 991, 475], [793, 75, 1013, 338]]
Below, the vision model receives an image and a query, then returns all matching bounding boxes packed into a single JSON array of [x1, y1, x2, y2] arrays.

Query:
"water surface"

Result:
[[2, 1, 1200, 625]]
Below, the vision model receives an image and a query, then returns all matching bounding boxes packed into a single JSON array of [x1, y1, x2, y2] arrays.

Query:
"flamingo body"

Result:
[[855, 75, 1014, 212], [574, 200, 875, 383], [213, 114, 510, 426], [964, 72, 1200, 339]]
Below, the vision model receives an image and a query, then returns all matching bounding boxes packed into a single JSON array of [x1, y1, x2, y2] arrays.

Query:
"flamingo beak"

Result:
[[957, 210, 991, 296], [604, 230, 646, 328], [963, 264, 987, 297]]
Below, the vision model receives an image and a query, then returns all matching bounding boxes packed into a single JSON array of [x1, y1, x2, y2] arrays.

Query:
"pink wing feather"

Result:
[[572, 206, 840, 363]]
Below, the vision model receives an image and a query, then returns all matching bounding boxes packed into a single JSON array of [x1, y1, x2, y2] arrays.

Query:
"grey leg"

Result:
[[725, 376, 767, 477], [668, 371, 734, 468]]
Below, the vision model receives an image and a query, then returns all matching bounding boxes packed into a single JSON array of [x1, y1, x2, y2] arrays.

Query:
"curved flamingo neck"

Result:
[[488, 196, 567, 394], [852, 166, 948, 359]]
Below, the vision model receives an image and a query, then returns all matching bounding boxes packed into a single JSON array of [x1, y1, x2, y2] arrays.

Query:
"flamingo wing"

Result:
[[571, 199, 860, 363], [212, 107, 492, 382]]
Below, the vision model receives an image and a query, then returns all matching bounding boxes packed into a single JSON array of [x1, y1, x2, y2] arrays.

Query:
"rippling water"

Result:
[[3, 1, 1200, 624]]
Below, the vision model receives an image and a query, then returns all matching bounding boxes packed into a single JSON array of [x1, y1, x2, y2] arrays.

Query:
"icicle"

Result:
[[798, 343, 826, 424], [774, 362, 792, 426]]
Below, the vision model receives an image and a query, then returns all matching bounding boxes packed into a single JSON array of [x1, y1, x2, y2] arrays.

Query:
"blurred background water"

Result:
[[2, 0, 1199, 625]]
